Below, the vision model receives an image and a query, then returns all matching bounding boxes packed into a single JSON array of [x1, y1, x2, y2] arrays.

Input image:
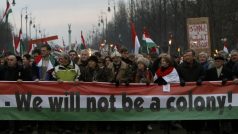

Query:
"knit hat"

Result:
[[137, 57, 150, 67]]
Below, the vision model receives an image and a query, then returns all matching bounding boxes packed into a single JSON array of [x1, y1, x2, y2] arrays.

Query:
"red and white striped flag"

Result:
[[130, 21, 141, 54], [1, 0, 10, 22], [13, 29, 22, 54], [35, 55, 54, 71]]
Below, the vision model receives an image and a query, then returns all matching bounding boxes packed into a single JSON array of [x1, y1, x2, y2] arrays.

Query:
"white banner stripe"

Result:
[[0, 94, 236, 109]]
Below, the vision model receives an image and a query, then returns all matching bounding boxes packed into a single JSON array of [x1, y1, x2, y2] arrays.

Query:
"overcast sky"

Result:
[[1, 0, 118, 46]]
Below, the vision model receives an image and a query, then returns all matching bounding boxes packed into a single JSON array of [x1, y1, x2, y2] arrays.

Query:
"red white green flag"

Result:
[[142, 28, 157, 54]]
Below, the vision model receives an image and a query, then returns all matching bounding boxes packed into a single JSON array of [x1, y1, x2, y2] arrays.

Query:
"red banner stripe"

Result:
[[0, 81, 237, 95]]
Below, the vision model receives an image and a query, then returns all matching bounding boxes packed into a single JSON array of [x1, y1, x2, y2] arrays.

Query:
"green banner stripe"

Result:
[[0, 107, 237, 121]]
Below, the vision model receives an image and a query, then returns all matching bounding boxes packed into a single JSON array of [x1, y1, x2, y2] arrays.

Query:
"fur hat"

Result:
[[214, 56, 225, 61], [88, 55, 98, 63], [111, 51, 121, 58], [137, 57, 150, 67]]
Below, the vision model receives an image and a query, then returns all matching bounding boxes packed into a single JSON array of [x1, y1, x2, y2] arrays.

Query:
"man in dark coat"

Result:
[[0, 55, 23, 81], [79, 56, 111, 82], [177, 49, 205, 85], [206, 56, 232, 82]]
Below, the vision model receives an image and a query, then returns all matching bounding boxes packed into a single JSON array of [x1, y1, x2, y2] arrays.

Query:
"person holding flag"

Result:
[[35, 44, 58, 81]]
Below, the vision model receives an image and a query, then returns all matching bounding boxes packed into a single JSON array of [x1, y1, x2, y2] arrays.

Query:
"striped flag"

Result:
[[0, 82, 237, 121], [81, 31, 87, 49], [130, 21, 141, 54], [35, 55, 54, 71], [1, 0, 11, 22], [13, 29, 22, 54]]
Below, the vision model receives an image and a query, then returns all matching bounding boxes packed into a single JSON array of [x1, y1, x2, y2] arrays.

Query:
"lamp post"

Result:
[[33, 23, 37, 39], [100, 11, 108, 41], [25, 10, 28, 39], [108, 0, 116, 41], [29, 15, 33, 40], [20, 7, 27, 32]]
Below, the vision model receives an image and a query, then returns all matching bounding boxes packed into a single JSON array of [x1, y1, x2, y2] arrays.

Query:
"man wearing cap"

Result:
[[108, 51, 129, 86], [205, 56, 232, 83], [79, 55, 111, 82]]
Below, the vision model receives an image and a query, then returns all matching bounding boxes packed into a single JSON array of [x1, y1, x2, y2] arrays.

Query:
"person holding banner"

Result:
[[108, 50, 129, 86], [35, 44, 58, 81], [0, 54, 23, 81], [52, 53, 80, 82], [205, 56, 232, 84], [135, 57, 153, 84], [177, 49, 205, 86], [154, 54, 180, 85], [79, 55, 111, 82]]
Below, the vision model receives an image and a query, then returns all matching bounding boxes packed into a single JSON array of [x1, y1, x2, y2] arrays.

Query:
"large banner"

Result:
[[0, 81, 237, 121], [187, 17, 211, 55]]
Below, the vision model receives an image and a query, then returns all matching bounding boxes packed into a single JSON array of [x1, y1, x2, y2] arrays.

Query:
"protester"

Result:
[[120, 47, 131, 64], [77, 49, 89, 70], [205, 56, 232, 83], [135, 57, 153, 84], [198, 51, 212, 71], [68, 50, 79, 64], [225, 49, 238, 70], [108, 50, 129, 86], [79, 55, 111, 82], [22, 54, 39, 81], [52, 53, 80, 82], [0, 54, 23, 81], [36, 44, 58, 81], [154, 54, 180, 85], [104, 56, 112, 68], [177, 49, 205, 86]]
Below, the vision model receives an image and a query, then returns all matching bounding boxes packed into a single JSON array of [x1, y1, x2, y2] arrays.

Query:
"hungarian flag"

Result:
[[13, 29, 22, 54], [81, 31, 87, 49], [1, 0, 11, 23], [130, 21, 141, 54], [35, 55, 54, 71], [142, 28, 157, 54], [223, 39, 229, 53]]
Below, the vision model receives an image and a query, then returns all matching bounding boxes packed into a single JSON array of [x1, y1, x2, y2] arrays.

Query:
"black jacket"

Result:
[[79, 67, 112, 82], [205, 66, 232, 81], [177, 60, 205, 82], [0, 64, 23, 81]]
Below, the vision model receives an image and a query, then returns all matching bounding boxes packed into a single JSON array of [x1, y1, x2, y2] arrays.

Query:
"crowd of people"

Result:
[[1, 44, 238, 86], [1, 44, 238, 133]]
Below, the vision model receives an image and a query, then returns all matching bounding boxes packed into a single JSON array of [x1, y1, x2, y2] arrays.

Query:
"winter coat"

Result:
[[177, 60, 205, 82], [205, 66, 232, 81], [107, 61, 128, 82], [52, 62, 80, 81], [0, 64, 23, 81], [79, 66, 112, 82]]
